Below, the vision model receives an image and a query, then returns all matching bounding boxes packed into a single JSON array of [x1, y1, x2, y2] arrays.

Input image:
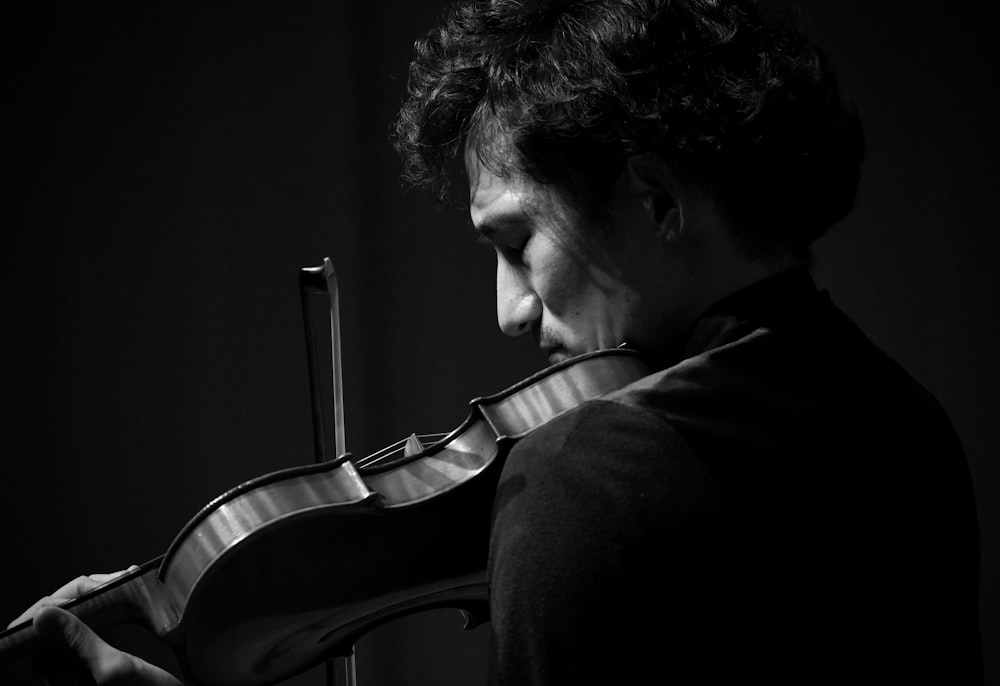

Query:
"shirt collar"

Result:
[[668, 267, 825, 364]]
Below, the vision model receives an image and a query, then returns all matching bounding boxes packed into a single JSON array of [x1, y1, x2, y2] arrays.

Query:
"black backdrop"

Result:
[[6, 2, 998, 685]]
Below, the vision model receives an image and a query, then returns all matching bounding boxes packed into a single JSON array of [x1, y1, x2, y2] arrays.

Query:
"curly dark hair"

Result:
[[393, 0, 864, 256]]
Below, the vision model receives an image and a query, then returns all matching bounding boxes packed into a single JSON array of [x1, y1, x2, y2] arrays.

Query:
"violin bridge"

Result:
[[403, 433, 425, 457]]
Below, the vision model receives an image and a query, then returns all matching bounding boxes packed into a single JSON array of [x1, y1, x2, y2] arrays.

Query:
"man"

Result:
[[396, 0, 981, 682], [14, 0, 982, 683]]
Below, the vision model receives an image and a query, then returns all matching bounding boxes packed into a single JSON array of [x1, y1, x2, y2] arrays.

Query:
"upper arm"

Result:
[[487, 400, 731, 683]]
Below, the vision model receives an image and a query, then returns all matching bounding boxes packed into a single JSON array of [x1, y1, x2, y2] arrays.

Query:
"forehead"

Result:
[[465, 141, 579, 233], [465, 149, 611, 280], [465, 144, 532, 225]]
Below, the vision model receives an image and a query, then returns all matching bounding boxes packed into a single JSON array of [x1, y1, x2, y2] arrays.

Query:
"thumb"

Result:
[[34, 606, 118, 666], [33, 606, 130, 683], [32, 606, 182, 686]]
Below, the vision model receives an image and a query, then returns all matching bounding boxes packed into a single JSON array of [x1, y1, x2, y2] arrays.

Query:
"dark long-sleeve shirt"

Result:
[[487, 268, 982, 684]]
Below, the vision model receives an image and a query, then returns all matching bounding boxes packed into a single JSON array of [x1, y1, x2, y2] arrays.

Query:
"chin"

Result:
[[546, 351, 570, 365]]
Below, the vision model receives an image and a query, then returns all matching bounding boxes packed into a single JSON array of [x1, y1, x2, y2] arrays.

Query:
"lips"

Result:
[[537, 327, 573, 364]]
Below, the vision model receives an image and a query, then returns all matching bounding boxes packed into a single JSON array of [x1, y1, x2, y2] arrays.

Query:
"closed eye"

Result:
[[471, 223, 527, 262], [496, 241, 526, 263]]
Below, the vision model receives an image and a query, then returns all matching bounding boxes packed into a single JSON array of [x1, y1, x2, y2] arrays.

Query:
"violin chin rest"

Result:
[[460, 606, 489, 630]]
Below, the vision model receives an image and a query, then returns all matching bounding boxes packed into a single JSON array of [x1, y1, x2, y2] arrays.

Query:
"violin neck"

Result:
[[0, 556, 179, 669]]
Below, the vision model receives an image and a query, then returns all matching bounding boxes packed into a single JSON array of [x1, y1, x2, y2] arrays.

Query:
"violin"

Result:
[[0, 348, 649, 685]]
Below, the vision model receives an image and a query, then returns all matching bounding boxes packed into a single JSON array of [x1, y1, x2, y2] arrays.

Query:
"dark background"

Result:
[[5, 2, 997, 684]]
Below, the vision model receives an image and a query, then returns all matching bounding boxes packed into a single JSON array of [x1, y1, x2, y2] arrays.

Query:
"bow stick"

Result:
[[299, 257, 356, 686]]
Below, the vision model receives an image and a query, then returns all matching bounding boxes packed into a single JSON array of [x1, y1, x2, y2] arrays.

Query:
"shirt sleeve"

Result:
[[486, 399, 732, 685]]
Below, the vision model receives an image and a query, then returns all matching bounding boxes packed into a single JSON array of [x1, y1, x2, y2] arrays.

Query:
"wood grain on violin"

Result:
[[0, 349, 649, 686]]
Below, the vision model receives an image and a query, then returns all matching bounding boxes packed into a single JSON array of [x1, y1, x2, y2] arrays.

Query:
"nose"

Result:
[[496, 256, 541, 337]]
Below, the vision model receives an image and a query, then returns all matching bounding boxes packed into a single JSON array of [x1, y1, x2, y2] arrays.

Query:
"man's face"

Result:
[[467, 151, 671, 364]]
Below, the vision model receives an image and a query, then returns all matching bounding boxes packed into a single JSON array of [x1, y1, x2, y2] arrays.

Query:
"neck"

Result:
[[703, 250, 803, 306], [660, 227, 804, 350]]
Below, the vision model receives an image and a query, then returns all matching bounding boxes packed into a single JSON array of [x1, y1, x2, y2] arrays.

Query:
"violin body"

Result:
[[164, 451, 500, 685], [0, 349, 649, 685]]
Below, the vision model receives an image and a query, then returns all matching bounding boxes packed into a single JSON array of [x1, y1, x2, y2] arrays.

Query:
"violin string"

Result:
[[355, 433, 449, 469], [356, 433, 450, 467], [354, 442, 405, 469]]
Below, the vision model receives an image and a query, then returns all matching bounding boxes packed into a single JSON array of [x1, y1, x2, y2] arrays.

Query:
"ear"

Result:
[[621, 153, 685, 240]]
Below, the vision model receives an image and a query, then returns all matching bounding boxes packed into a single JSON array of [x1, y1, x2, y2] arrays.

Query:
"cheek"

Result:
[[533, 247, 591, 317], [530, 227, 629, 326], [541, 261, 621, 326]]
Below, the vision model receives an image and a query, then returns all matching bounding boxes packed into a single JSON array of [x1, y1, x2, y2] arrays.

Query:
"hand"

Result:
[[9, 570, 137, 629], [31, 606, 181, 686], [10, 571, 182, 686]]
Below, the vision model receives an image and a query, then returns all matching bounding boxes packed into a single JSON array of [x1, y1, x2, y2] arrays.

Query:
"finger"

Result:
[[8, 568, 139, 628], [84, 567, 137, 587], [54, 567, 137, 600], [8, 595, 73, 628], [51, 575, 105, 601], [9, 574, 100, 629]]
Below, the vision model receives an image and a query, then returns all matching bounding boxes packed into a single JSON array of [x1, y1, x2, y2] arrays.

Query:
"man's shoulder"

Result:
[[505, 398, 696, 478], [613, 297, 956, 442]]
